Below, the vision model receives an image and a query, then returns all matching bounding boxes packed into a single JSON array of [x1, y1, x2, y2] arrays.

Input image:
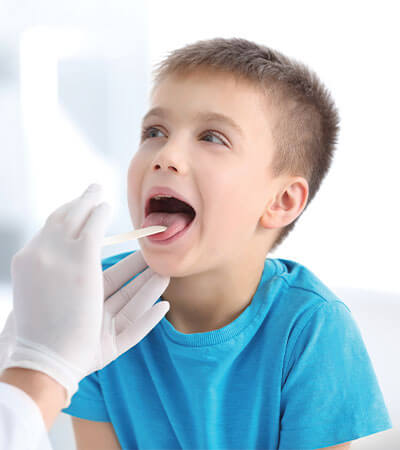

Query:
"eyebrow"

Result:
[[141, 106, 244, 138]]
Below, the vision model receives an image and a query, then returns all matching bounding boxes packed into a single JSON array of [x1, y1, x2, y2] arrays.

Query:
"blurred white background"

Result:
[[0, 0, 398, 448]]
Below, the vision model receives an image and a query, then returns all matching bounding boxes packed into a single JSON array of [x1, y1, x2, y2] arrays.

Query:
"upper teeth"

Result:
[[153, 195, 173, 200]]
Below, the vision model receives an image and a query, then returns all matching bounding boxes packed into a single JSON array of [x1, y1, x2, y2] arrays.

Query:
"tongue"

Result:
[[141, 212, 193, 240]]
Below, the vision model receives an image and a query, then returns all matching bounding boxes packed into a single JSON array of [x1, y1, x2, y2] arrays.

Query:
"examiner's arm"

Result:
[[0, 367, 66, 430], [0, 368, 61, 450]]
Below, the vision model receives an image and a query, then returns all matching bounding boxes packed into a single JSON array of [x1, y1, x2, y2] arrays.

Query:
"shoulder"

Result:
[[265, 258, 354, 361], [269, 257, 347, 311]]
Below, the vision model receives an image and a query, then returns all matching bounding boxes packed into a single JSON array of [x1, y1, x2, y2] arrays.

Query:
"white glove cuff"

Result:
[[3, 337, 84, 409]]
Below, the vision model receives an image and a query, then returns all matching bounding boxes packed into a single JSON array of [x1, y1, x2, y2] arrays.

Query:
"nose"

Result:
[[151, 145, 186, 174]]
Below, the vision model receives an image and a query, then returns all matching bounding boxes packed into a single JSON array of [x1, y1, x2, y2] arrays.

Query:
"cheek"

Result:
[[127, 157, 144, 217], [127, 152, 147, 186], [204, 188, 245, 238], [211, 182, 258, 238], [127, 153, 142, 178], [127, 161, 137, 196]]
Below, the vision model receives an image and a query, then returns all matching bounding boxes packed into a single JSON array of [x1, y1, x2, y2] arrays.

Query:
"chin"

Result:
[[142, 254, 192, 279], [139, 250, 174, 275]]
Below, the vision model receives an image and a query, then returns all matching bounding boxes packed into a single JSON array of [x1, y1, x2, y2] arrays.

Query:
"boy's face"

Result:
[[127, 70, 279, 277]]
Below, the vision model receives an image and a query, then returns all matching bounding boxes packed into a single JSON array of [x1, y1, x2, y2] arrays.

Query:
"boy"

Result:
[[62, 37, 392, 449]]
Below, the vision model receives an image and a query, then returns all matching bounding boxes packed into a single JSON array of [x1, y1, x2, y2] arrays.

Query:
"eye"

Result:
[[202, 132, 226, 145], [141, 126, 164, 140], [140, 126, 227, 146]]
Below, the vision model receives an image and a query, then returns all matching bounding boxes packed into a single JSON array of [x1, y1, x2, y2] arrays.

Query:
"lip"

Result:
[[144, 185, 196, 218]]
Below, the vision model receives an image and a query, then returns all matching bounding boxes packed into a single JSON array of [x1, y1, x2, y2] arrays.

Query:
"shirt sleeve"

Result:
[[61, 369, 110, 422], [279, 300, 392, 450], [0, 381, 53, 450]]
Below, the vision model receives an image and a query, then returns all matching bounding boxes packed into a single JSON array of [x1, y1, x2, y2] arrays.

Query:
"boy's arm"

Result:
[[316, 442, 351, 449], [71, 416, 121, 450]]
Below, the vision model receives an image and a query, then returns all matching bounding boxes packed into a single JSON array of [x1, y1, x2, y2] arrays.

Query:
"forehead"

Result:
[[148, 71, 273, 140]]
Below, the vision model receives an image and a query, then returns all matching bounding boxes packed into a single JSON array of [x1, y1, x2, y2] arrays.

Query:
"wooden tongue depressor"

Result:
[[102, 226, 167, 247]]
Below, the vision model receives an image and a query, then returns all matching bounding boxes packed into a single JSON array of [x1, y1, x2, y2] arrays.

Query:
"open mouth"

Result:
[[145, 195, 196, 219], [142, 196, 196, 242]]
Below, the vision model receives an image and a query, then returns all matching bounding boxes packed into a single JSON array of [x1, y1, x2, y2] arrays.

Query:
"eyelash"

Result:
[[140, 125, 228, 146]]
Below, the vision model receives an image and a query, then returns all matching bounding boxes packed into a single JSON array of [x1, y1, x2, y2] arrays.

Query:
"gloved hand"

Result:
[[0, 184, 170, 408]]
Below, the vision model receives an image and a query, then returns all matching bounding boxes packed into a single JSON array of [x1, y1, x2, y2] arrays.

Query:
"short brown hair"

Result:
[[150, 37, 340, 252]]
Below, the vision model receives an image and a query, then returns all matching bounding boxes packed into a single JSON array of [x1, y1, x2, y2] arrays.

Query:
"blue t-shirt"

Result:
[[62, 250, 392, 449]]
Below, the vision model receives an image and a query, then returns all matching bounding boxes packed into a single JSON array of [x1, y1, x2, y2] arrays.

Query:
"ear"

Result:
[[260, 176, 309, 229]]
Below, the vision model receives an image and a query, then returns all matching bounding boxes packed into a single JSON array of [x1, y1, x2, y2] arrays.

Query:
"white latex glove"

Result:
[[0, 184, 170, 408]]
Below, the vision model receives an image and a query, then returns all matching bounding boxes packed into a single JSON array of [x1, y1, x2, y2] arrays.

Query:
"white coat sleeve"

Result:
[[0, 381, 53, 450]]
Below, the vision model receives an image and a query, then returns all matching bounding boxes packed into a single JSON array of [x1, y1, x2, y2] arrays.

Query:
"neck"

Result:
[[162, 250, 267, 334]]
